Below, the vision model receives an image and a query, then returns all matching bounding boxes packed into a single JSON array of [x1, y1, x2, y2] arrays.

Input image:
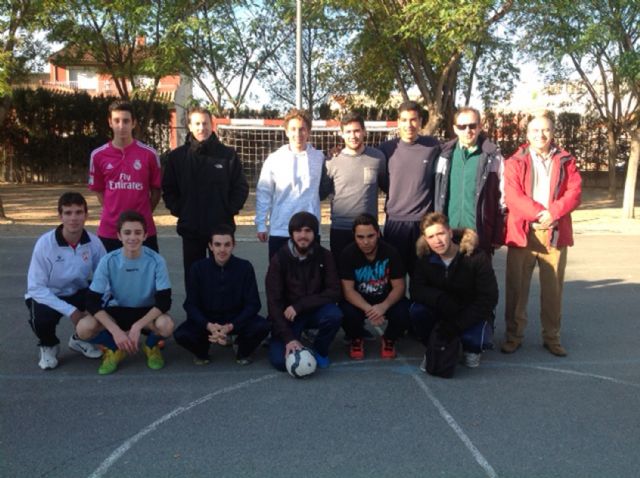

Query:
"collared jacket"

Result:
[[265, 242, 341, 344], [435, 135, 505, 252], [25, 226, 106, 317], [410, 229, 498, 332], [162, 132, 249, 239], [504, 144, 582, 248]]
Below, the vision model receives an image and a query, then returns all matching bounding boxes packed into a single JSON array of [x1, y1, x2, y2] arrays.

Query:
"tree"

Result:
[[44, 0, 191, 136], [520, 0, 639, 216], [177, 0, 291, 116], [1, 0, 46, 220], [332, 0, 515, 133], [260, 2, 355, 116]]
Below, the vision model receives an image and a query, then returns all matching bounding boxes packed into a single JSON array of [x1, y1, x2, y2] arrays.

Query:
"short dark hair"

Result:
[[108, 100, 136, 121], [420, 212, 450, 232], [398, 100, 422, 117], [117, 210, 146, 233], [288, 211, 319, 237], [57, 192, 88, 215], [340, 112, 365, 131], [209, 224, 235, 244], [352, 213, 380, 234], [187, 106, 213, 122], [283, 108, 312, 131]]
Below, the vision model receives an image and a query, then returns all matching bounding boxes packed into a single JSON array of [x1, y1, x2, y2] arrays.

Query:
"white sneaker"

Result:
[[419, 353, 427, 372], [38, 345, 59, 370], [68, 335, 103, 358], [463, 352, 481, 368]]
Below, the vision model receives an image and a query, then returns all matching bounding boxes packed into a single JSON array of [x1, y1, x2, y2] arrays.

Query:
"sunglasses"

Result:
[[455, 123, 478, 131]]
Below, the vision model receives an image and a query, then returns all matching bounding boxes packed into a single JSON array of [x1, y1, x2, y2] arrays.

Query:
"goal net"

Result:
[[212, 119, 398, 187]]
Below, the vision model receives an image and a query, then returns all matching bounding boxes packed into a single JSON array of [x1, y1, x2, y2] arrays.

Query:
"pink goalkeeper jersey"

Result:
[[88, 140, 162, 239]]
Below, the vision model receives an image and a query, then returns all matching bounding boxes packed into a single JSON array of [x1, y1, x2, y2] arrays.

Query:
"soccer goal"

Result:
[[212, 118, 398, 187]]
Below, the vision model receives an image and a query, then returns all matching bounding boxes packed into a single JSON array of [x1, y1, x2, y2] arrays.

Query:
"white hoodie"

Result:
[[255, 143, 325, 237]]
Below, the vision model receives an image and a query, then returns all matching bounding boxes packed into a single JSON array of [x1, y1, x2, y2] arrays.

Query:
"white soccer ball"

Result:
[[285, 348, 317, 378]]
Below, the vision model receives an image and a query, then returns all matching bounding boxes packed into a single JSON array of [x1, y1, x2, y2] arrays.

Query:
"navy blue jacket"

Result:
[[183, 255, 261, 330]]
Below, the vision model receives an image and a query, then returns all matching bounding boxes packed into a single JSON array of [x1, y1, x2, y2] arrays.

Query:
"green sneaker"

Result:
[[98, 349, 126, 375], [143, 344, 165, 370]]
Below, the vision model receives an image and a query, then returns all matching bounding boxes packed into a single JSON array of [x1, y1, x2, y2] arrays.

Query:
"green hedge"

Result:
[[1, 88, 170, 183]]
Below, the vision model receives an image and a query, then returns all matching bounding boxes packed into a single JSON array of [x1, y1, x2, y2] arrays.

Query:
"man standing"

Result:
[[25, 192, 106, 370], [325, 112, 386, 261], [501, 111, 582, 357], [410, 212, 498, 370], [435, 107, 504, 254], [173, 224, 270, 365], [162, 107, 249, 286], [255, 108, 328, 259], [77, 211, 175, 375], [379, 101, 440, 272], [89, 100, 162, 252], [265, 212, 342, 371], [339, 214, 410, 360]]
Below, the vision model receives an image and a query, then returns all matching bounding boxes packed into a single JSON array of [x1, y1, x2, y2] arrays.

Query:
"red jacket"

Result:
[[504, 145, 582, 248]]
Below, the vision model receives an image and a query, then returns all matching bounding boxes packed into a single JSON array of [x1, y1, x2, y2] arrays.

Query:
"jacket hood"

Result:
[[415, 228, 479, 258]]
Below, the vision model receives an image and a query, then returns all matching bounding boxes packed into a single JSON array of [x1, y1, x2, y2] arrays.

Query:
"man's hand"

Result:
[[284, 305, 297, 322], [536, 210, 554, 228], [257, 232, 268, 242], [127, 324, 142, 353], [113, 329, 136, 354], [285, 340, 303, 357], [207, 322, 234, 345], [365, 304, 388, 326]]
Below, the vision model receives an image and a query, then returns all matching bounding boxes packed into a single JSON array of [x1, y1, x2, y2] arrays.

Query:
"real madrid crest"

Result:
[[133, 159, 142, 170]]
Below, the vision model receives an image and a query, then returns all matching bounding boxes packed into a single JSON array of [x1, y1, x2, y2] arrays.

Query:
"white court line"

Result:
[[412, 375, 499, 478], [524, 364, 640, 388], [88, 373, 277, 478]]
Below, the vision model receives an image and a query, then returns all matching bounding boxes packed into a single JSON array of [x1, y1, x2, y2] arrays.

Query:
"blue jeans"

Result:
[[269, 303, 342, 371], [409, 302, 493, 353]]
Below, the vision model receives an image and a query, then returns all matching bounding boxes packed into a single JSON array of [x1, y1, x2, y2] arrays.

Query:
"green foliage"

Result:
[[328, 0, 516, 131], [0, 0, 47, 96], [43, 0, 189, 99], [259, 1, 357, 116], [1, 88, 170, 182], [176, 0, 291, 115], [519, 0, 639, 129]]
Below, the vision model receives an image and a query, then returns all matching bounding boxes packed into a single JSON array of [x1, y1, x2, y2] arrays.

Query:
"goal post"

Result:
[[212, 118, 398, 187]]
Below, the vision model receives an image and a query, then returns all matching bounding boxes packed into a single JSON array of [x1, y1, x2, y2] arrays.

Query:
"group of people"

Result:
[[25, 99, 582, 377]]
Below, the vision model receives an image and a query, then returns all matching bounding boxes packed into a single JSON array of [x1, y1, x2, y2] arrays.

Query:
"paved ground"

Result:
[[1, 223, 639, 477]]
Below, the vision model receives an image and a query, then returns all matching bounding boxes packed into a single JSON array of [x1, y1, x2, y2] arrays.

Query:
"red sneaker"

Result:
[[349, 338, 365, 360], [381, 337, 396, 359]]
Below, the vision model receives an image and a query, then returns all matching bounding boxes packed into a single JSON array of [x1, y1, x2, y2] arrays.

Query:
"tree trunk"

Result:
[[606, 127, 617, 199], [621, 129, 639, 219], [0, 195, 6, 219], [422, 104, 442, 135]]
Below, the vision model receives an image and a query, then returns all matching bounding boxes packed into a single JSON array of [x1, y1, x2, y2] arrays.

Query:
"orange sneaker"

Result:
[[381, 337, 396, 359], [349, 338, 364, 360]]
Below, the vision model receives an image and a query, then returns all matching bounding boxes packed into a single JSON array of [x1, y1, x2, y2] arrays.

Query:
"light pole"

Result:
[[295, 0, 302, 109]]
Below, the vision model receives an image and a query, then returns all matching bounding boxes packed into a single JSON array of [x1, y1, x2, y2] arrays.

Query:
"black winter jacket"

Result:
[[265, 242, 341, 344], [410, 229, 498, 333], [162, 133, 249, 239]]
